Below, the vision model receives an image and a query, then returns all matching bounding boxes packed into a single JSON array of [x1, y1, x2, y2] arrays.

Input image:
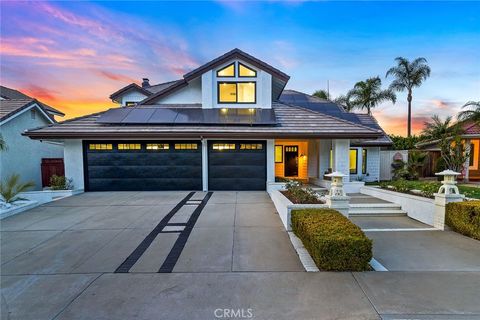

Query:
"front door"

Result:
[[284, 146, 298, 177]]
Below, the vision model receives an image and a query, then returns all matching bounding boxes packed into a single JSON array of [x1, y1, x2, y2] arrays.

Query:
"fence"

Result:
[[379, 150, 408, 181]]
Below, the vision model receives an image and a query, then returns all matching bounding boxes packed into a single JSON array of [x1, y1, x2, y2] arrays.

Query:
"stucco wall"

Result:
[[120, 90, 148, 106], [156, 77, 202, 104], [64, 139, 84, 190], [0, 108, 63, 190]]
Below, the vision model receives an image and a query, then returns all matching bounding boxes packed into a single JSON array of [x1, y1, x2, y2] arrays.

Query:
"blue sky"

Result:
[[1, 1, 479, 134]]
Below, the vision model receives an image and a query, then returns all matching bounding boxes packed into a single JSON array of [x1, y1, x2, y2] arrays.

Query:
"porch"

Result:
[[271, 139, 381, 189]]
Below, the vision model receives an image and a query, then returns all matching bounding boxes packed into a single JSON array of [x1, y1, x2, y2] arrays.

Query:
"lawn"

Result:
[[367, 180, 480, 199]]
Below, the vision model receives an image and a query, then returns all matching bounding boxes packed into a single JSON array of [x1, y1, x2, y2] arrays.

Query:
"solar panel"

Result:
[[96, 107, 276, 126]]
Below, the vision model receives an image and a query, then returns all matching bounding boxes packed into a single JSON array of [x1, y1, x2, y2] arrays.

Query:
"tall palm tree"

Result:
[[349, 77, 396, 115], [312, 89, 329, 100], [421, 115, 454, 140], [334, 91, 356, 112], [386, 57, 431, 137], [458, 101, 480, 124]]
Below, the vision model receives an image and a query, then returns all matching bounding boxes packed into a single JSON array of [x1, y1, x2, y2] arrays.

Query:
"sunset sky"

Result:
[[1, 1, 479, 136]]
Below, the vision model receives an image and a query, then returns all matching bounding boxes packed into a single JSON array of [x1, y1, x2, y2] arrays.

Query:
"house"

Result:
[[417, 120, 480, 181], [1, 86, 65, 189], [24, 49, 391, 192]]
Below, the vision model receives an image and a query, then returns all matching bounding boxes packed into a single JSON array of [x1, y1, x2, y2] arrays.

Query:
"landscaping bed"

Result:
[[291, 208, 372, 271], [280, 180, 324, 204], [446, 201, 480, 240], [375, 180, 480, 199], [280, 190, 324, 204]]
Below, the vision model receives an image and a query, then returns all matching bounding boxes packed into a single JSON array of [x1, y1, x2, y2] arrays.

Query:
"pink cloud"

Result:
[[95, 70, 138, 83]]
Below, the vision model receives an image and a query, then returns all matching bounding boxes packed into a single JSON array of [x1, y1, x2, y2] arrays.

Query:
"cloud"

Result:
[[430, 99, 455, 109], [95, 70, 138, 84]]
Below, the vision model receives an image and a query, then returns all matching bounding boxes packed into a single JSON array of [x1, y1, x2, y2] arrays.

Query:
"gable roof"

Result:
[[139, 48, 290, 105], [0, 99, 56, 123], [24, 102, 382, 140], [0, 86, 65, 116], [279, 90, 392, 146], [109, 80, 182, 102]]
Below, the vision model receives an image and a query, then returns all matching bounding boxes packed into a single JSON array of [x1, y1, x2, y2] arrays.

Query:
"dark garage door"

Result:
[[208, 141, 266, 191], [85, 141, 202, 191]]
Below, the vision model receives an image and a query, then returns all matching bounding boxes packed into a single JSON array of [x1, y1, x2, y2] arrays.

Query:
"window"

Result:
[[285, 146, 298, 153], [30, 109, 36, 119], [125, 101, 136, 107], [349, 149, 358, 174], [89, 143, 112, 150], [275, 145, 283, 163], [146, 143, 169, 150], [240, 143, 263, 150], [217, 63, 235, 77], [175, 143, 198, 150], [218, 82, 256, 104], [212, 143, 235, 150], [238, 63, 257, 77], [362, 149, 367, 174], [118, 143, 141, 150], [469, 143, 475, 166]]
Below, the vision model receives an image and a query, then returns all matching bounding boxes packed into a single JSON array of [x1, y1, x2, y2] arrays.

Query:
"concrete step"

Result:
[[349, 209, 407, 217], [350, 203, 402, 210]]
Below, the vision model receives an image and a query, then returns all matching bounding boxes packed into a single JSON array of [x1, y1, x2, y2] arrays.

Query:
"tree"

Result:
[[458, 101, 480, 124], [386, 57, 431, 137], [349, 77, 396, 115], [421, 115, 454, 140], [334, 91, 357, 112], [312, 89, 329, 100]]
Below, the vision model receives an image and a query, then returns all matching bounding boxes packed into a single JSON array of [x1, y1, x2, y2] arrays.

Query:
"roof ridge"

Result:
[[275, 101, 382, 134]]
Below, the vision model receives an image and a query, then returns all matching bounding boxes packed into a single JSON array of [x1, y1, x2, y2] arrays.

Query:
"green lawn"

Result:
[[368, 180, 480, 199]]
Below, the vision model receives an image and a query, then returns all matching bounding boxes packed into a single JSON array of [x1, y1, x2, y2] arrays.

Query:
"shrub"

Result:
[[0, 174, 35, 204], [391, 179, 410, 193], [291, 208, 372, 271], [282, 180, 321, 204], [419, 182, 441, 198], [49, 175, 74, 190], [446, 201, 480, 240]]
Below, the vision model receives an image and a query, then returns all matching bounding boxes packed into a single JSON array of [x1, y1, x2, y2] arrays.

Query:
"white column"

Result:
[[318, 139, 331, 179], [266, 139, 275, 184], [64, 139, 84, 190], [307, 139, 319, 179], [464, 139, 471, 183], [202, 139, 208, 191], [332, 139, 350, 181], [357, 147, 363, 179]]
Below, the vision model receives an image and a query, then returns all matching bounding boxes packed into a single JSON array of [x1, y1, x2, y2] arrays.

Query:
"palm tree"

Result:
[[458, 101, 480, 124], [334, 91, 357, 112], [312, 89, 329, 100], [386, 57, 431, 137], [349, 77, 396, 115], [421, 115, 454, 140], [0, 174, 35, 204]]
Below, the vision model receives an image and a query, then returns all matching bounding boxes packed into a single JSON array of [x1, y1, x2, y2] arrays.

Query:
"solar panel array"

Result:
[[96, 107, 277, 126]]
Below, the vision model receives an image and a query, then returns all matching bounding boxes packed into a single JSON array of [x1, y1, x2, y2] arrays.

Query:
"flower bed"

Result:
[[376, 180, 480, 200]]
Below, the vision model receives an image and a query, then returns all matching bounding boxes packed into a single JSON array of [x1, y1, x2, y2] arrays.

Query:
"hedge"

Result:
[[446, 201, 480, 240], [291, 208, 372, 271]]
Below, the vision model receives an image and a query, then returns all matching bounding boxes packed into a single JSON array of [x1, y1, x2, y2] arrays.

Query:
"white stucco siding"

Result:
[[156, 77, 202, 104], [120, 90, 148, 106], [64, 140, 84, 190], [364, 147, 380, 182], [0, 108, 63, 190], [332, 139, 350, 181]]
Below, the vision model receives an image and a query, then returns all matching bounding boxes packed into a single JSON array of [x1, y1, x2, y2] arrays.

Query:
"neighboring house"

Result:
[[1, 86, 65, 189], [25, 48, 391, 192], [417, 120, 480, 181]]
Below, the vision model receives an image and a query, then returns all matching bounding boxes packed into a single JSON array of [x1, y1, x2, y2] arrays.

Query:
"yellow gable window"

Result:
[[217, 63, 235, 77], [239, 63, 257, 77]]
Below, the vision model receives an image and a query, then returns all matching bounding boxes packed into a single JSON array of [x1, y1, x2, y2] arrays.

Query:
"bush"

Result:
[[446, 201, 480, 240], [49, 175, 74, 190], [282, 180, 321, 204], [291, 208, 372, 271], [0, 174, 35, 203], [420, 182, 441, 198]]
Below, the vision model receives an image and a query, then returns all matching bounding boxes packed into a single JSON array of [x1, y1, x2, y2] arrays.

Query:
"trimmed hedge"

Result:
[[291, 208, 372, 271], [446, 201, 480, 241]]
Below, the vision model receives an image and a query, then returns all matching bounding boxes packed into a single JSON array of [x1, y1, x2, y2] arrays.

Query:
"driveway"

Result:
[[2, 191, 480, 320]]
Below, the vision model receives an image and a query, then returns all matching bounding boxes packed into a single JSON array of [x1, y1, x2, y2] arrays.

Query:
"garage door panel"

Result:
[[208, 141, 266, 191], [85, 141, 202, 191]]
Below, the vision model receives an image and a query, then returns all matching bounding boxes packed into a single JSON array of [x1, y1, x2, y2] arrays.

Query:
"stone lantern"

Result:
[[433, 169, 464, 230], [325, 171, 350, 217], [435, 169, 461, 195]]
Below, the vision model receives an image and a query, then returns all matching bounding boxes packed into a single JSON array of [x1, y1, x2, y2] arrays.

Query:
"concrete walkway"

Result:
[[1, 191, 480, 320]]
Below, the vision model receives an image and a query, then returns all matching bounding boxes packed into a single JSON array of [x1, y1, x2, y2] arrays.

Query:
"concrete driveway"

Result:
[[2, 191, 480, 320]]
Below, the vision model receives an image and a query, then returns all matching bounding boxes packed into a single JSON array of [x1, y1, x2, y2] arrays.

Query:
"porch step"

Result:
[[349, 208, 407, 217]]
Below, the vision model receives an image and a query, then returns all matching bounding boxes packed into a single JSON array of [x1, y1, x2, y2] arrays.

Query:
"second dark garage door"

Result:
[[208, 141, 266, 191], [85, 141, 202, 191]]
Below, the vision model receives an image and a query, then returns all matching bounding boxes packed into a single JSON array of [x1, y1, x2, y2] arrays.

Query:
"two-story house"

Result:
[[25, 49, 391, 192]]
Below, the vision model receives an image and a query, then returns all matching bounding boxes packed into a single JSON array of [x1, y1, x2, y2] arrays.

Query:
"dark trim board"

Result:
[[208, 140, 267, 191], [83, 140, 202, 191]]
